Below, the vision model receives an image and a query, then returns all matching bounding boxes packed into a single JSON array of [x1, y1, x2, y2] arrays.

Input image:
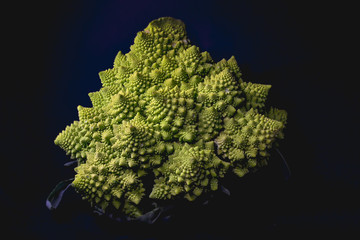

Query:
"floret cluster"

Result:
[[54, 17, 287, 218]]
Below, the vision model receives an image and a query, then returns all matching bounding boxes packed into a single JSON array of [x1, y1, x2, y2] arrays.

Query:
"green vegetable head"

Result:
[[54, 17, 287, 218]]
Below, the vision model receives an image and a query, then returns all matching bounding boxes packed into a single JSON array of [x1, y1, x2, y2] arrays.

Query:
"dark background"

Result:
[[2, 0, 358, 238]]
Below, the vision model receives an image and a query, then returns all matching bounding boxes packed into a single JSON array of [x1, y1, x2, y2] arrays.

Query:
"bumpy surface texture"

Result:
[[54, 17, 287, 218]]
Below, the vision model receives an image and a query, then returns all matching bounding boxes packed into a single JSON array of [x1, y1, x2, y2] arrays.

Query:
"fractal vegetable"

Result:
[[51, 17, 287, 219]]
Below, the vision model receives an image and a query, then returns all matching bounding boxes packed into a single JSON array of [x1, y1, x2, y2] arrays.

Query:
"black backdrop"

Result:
[[2, 0, 358, 238]]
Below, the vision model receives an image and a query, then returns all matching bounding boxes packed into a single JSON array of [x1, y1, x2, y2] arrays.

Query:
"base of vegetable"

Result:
[[47, 148, 289, 224]]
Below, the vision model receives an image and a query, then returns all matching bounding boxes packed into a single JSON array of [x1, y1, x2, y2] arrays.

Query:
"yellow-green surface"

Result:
[[55, 17, 287, 218]]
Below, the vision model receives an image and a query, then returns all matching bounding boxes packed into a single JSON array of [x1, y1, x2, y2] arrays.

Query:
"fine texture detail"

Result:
[[54, 17, 287, 218]]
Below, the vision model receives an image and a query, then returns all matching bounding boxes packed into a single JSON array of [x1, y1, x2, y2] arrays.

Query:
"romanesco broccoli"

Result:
[[54, 17, 287, 218]]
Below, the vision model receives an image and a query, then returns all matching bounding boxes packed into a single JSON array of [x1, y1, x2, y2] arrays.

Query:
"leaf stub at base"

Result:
[[46, 178, 74, 210]]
